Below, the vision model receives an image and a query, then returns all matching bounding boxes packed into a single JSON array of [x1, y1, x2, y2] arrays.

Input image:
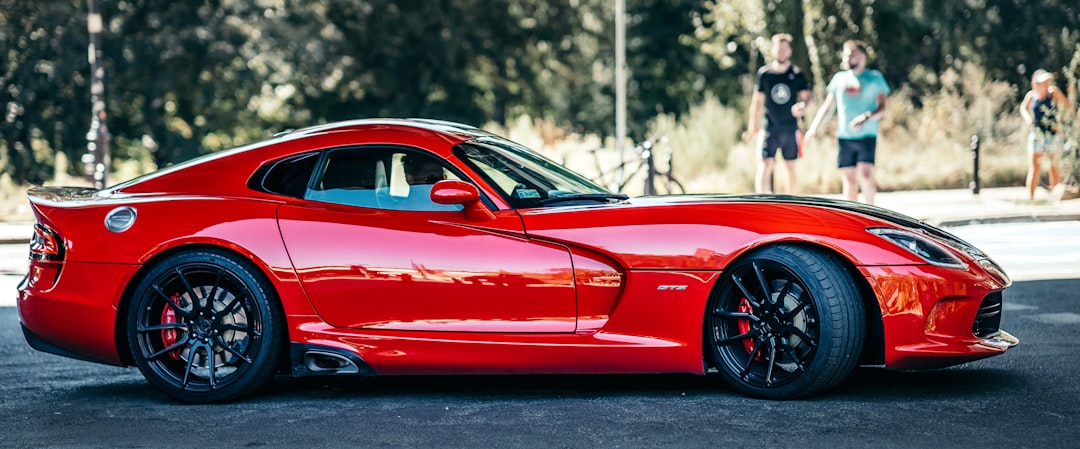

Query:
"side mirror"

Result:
[[430, 180, 495, 221], [431, 180, 479, 204]]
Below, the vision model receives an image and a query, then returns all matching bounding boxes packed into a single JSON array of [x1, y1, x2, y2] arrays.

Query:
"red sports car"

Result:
[[18, 119, 1017, 402]]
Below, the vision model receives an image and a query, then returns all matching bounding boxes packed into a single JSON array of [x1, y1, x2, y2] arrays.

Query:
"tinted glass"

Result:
[[454, 136, 611, 209], [256, 152, 319, 198], [306, 147, 463, 212]]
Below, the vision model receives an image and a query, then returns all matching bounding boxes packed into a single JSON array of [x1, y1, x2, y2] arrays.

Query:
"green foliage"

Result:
[[1057, 43, 1080, 189], [104, 0, 272, 167], [2, 0, 1078, 191], [623, 0, 730, 141], [1, 0, 90, 184]]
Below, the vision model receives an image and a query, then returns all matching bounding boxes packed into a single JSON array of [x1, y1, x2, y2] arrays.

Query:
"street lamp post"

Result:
[[85, 0, 109, 189], [615, 0, 627, 188]]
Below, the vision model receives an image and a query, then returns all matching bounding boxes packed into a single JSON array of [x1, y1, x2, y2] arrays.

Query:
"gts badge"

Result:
[[656, 285, 688, 291]]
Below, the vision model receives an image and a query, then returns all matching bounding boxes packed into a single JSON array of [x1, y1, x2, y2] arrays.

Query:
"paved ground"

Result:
[[866, 186, 1080, 227], [947, 221, 1080, 281], [1, 279, 1077, 449]]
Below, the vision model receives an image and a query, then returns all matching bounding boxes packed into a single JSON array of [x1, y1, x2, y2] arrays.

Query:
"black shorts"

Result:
[[837, 137, 877, 168], [760, 129, 801, 160]]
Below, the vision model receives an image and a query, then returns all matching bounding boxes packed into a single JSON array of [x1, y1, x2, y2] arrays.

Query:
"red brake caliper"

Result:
[[737, 298, 758, 357], [159, 296, 181, 360]]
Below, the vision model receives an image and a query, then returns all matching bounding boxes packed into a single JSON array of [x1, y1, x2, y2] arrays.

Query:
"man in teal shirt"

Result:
[[806, 40, 890, 204]]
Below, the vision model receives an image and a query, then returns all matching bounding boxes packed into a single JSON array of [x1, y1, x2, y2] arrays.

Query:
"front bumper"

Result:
[[861, 263, 1018, 370]]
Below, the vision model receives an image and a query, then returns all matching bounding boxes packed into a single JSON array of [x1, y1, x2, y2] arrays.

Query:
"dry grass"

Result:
[[527, 64, 1034, 196], [0, 175, 33, 222]]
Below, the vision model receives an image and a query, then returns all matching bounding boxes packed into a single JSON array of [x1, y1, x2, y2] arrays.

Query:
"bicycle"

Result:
[[587, 135, 686, 196]]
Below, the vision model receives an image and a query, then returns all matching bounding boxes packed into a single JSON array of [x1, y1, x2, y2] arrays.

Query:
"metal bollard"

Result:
[[643, 141, 657, 196], [970, 135, 980, 195]]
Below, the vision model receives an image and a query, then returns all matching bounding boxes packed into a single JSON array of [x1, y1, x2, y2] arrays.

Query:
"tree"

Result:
[[4, 0, 1078, 186], [624, 0, 727, 140], [0, 0, 91, 184], [104, 0, 270, 167]]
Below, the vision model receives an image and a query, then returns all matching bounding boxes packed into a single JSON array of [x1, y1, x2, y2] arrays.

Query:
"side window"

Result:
[[383, 152, 463, 212], [305, 150, 388, 208], [305, 148, 463, 212], [251, 152, 319, 198]]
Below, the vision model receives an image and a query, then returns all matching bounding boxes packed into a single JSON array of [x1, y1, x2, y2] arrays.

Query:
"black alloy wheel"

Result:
[[127, 249, 282, 403], [705, 245, 865, 399]]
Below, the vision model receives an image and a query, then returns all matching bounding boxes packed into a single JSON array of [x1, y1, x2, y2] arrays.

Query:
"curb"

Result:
[[931, 213, 1080, 228], [0, 223, 32, 246]]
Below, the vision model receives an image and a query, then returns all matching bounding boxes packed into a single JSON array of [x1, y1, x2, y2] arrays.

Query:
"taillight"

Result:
[[29, 224, 64, 262]]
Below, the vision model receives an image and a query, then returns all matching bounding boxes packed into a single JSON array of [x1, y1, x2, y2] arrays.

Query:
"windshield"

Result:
[[454, 136, 616, 209]]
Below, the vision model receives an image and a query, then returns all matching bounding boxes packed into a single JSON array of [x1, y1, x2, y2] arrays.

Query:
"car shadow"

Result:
[[264, 372, 719, 401], [55, 362, 1025, 404], [263, 364, 1024, 402]]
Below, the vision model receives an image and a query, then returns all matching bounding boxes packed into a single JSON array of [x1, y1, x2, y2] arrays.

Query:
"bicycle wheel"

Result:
[[662, 175, 686, 195]]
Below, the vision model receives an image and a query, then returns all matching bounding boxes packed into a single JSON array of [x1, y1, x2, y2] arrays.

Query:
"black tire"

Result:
[[126, 249, 283, 403], [705, 245, 864, 399]]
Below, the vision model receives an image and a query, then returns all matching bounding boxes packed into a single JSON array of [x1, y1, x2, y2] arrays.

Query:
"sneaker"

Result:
[[1050, 183, 1067, 202]]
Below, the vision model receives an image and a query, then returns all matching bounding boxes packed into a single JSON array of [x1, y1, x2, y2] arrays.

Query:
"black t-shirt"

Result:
[[755, 65, 811, 130]]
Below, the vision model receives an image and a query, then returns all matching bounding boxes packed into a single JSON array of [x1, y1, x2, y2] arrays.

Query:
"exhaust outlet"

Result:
[[303, 350, 360, 374], [288, 343, 375, 377]]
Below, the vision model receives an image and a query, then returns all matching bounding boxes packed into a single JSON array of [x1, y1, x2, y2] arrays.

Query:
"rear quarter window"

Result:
[[248, 152, 319, 198]]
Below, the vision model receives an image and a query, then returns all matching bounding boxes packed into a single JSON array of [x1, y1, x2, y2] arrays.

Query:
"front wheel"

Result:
[[705, 245, 865, 399], [126, 249, 283, 403]]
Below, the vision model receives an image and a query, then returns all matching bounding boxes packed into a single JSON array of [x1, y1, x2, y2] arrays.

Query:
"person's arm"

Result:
[[1020, 92, 1036, 127], [746, 91, 765, 140], [850, 93, 887, 130], [1052, 87, 1074, 114], [792, 89, 812, 119], [805, 92, 835, 139]]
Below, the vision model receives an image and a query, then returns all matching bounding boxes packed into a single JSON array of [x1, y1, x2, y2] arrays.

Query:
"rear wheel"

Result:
[[127, 249, 282, 403], [705, 245, 864, 399]]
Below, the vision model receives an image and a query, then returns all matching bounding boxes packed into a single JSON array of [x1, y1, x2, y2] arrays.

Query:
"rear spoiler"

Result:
[[26, 186, 101, 206]]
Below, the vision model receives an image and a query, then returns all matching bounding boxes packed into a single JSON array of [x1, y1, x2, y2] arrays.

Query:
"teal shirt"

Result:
[[826, 69, 890, 139]]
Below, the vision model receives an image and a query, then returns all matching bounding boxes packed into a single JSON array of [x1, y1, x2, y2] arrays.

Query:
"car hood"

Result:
[[630, 193, 928, 227], [637, 194, 981, 251], [517, 193, 976, 270]]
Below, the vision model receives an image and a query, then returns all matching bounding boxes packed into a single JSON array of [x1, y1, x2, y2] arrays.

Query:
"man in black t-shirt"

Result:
[[745, 33, 812, 194]]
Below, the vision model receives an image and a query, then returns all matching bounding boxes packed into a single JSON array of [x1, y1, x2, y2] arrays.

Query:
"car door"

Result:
[[277, 146, 578, 333]]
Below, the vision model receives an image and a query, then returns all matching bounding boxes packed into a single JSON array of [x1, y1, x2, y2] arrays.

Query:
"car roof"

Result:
[[107, 119, 489, 196], [276, 118, 488, 142]]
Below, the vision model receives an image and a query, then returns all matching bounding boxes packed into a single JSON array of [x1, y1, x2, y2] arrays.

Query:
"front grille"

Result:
[[973, 292, 1003, 338]]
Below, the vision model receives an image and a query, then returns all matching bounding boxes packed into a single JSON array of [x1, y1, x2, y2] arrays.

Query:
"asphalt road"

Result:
[[2, 277, 1078, 449]]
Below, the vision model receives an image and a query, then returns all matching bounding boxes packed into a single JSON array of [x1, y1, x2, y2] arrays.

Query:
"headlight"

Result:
[[867, 227, 967, 269], [930, 228, 990, 261]]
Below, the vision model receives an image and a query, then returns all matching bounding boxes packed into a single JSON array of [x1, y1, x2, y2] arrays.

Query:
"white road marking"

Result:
[[1024, 313, 1080, 325]]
